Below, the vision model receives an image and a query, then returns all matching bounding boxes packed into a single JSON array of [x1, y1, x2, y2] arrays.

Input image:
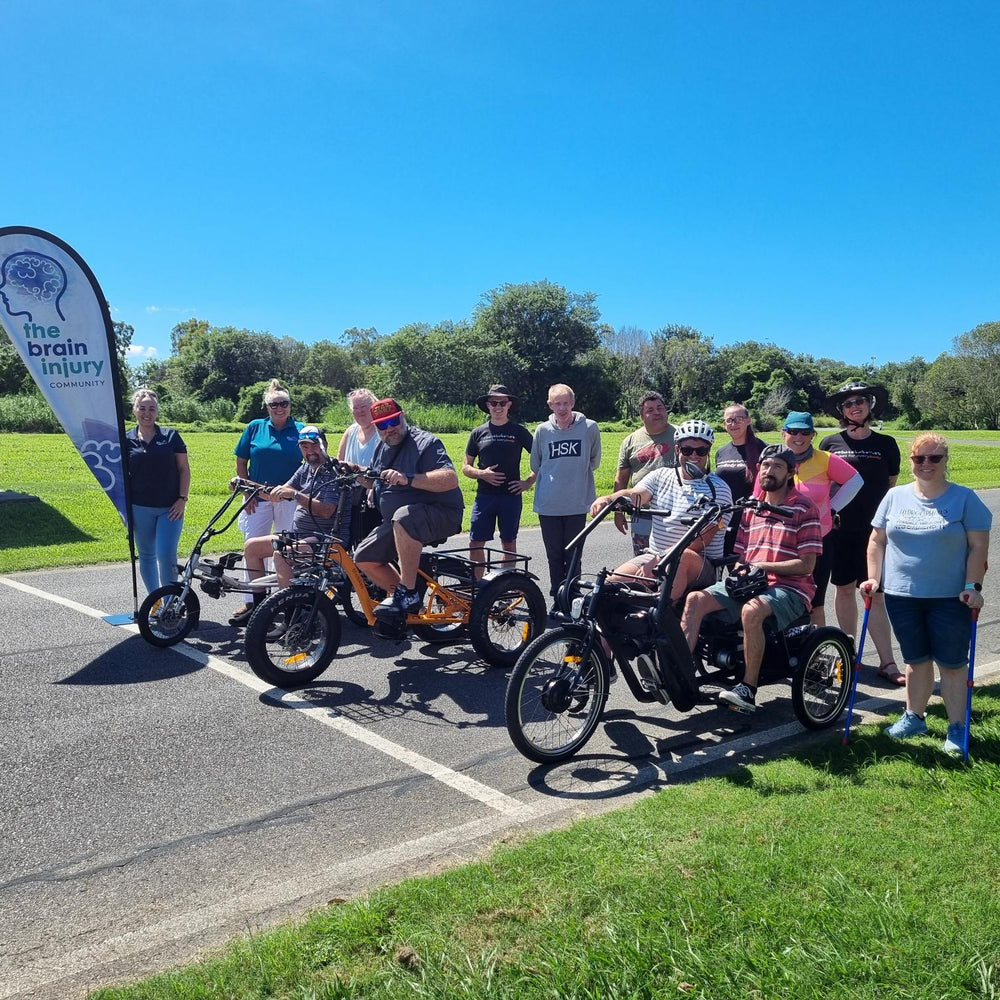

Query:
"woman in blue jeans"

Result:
[[862, 433, 990, 754], [126, 389, 191, 592]]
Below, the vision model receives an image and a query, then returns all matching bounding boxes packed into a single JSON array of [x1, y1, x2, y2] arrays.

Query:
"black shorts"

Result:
[[811, 534, 834, 607], [827, 529, 870, 587], [354, 503, 463, 565]]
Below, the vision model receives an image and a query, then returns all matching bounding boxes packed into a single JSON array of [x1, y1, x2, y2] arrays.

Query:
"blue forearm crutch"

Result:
[[963, 607, 980, 764], [842, 594, 872, 745]]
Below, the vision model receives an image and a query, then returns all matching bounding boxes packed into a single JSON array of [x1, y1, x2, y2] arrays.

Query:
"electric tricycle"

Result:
[[136, 477, 282, 647], [504, 493, 856, 763], [243, 467, 548, 687]]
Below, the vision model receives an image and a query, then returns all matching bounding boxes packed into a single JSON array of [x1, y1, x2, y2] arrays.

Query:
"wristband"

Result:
[[177, 495, 187, 500], [965, 582, 982, 592]]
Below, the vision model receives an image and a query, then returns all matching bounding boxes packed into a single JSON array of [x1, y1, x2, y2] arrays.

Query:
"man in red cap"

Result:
[[355, 398, 464, 618]]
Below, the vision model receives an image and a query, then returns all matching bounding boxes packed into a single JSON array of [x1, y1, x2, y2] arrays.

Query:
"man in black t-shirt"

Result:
[[462, 384, 535, 575], [820, 382, 903, 684]]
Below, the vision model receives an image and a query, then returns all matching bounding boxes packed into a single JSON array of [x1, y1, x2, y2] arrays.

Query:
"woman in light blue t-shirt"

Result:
[[862, 433, 991, 754]]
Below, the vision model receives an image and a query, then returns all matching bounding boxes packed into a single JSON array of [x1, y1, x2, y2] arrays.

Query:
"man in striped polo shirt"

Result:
[[680, 444, 824, 712]]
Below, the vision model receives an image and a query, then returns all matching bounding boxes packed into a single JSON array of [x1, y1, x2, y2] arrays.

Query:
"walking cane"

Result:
[[842, 593, 872, 745], [963, 607, 980, 764]]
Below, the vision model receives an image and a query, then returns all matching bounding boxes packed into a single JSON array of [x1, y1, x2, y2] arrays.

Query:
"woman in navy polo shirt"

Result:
[[126, 389, 191, 592], [231, 379, 304, 624]]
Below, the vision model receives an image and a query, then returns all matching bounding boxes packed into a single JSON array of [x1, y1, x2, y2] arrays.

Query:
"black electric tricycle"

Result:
[[504, 493, 856, 764]]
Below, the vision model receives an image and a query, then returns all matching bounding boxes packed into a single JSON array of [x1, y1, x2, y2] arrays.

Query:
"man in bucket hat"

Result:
[[462, 384, 535, 576], [820, 382, 903, 685], [354, 398, 464, 618]]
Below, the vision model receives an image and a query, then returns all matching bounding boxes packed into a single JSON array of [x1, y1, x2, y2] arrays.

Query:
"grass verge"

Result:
[[88, 690, 1000, 999], [2, 430, 998, 574]]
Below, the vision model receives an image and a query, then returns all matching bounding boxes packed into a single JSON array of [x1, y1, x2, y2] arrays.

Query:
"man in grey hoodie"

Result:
[[530, 383, 602, 613]]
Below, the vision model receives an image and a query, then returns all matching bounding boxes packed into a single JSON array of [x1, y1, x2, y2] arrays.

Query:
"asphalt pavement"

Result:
[[2, 494, 999, 999]]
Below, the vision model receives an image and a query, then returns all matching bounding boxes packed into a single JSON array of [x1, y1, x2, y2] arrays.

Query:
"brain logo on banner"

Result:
[[0, 252, 68, 320], [0, 228, 129, 524]]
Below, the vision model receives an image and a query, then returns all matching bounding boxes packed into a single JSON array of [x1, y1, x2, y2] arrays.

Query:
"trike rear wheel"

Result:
[[505, 626, 609, 763], [137, 584, 200, 647], [791, 628, 854, 729], [470, 575, 547, 668], [245, 587, 341, 687]]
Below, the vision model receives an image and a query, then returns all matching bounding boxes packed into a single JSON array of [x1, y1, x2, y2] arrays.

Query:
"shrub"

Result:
[[0, 395, 61, 432]]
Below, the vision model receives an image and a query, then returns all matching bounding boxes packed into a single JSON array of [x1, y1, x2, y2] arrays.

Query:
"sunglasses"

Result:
[[267, 400, 291, 409], [842, 397, 869, 408], [911, 454, 945, 464], [784, 428, 813, 436], [375, 416, 402, 429], [487, 399, 510, 407], [679, 445, 710, 456]]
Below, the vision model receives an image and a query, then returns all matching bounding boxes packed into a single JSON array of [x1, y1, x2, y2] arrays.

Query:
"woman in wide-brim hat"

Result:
[[824, 381, 889, 421], [819, 381, 903, 684]]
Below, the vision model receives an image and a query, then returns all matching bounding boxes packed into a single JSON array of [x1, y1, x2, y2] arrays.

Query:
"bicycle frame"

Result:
[[324, 541, 530, 628]]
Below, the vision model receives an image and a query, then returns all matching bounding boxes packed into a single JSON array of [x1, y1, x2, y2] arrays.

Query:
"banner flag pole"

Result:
[[0, 226, 139, 621]]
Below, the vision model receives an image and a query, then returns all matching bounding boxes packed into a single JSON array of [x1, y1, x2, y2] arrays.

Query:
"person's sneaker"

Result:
[[377, 584, 422, 615], [228, 605, 255, 626], [943, 722, 966, 754], [887, 710, 928, 740], [719, 682, 757, 712]]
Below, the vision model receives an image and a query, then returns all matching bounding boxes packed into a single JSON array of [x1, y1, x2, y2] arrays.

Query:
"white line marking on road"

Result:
[[0, 575, 532, 819]]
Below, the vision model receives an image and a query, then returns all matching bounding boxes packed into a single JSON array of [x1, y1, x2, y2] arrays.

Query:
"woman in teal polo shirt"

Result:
[[230, 379, 304, 624]]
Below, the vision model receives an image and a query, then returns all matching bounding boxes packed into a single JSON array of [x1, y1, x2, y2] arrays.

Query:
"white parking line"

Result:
[[0, 576, 533, 819]]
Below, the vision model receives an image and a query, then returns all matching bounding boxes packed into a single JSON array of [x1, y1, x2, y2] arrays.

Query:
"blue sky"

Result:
[[6, 0, 997, 368]]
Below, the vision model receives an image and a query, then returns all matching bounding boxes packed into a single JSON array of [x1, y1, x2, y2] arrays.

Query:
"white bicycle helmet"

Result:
[[675, 418, 715, 445]]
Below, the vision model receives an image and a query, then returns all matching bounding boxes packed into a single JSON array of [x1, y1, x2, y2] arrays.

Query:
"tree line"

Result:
[[1, 280, 998, 429]]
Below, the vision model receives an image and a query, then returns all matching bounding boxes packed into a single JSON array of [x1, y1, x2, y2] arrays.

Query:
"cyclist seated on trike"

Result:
[[589, 419, 733, 602], [681, 444, 823, 712], [231, 426, 350, 625], [352, 398, 464, 620]]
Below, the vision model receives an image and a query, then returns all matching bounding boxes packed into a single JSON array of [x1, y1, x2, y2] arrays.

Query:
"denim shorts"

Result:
[[470, 492, 523, 542], [701, 582, 808, 632], [883, 594, 972, 669]]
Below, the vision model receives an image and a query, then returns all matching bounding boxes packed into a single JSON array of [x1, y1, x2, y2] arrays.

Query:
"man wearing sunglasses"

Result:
[[590, 419, 732, 601], [463, 384, 535, 577], [354, 398, 464, 618], [820, 382, 903, 685]]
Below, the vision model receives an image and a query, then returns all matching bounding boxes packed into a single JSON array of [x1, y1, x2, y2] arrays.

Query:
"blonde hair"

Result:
[[132, 389, 158, 410], [910, 432, 948, 458], [263, 379, 290, 405], [547, 383, 575, 403]]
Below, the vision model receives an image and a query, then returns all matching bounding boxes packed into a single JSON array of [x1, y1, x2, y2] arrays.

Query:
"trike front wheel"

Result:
[[137, 584, 200, 647], [245, 587, 341, 687], [505, 626, 610, 764]]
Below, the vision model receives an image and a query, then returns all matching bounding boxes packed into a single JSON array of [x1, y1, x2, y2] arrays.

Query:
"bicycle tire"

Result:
[[245, 586, 341, 687], [470, 574, 547, 668], [791, 627, 854, 729], [137, 584, 200, 647], [505, 626, 610, 763]]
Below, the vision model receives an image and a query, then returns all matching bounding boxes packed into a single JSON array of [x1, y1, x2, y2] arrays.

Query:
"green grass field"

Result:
[[2, 430, 998, 574], [88, 697, 1000, 1000]]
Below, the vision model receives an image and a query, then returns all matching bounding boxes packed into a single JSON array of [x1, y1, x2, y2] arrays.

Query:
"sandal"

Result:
[[877, 662, 906, 687]]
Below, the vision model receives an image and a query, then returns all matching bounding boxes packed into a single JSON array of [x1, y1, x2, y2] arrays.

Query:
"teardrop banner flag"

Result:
[[0, 226, 131, 525]]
